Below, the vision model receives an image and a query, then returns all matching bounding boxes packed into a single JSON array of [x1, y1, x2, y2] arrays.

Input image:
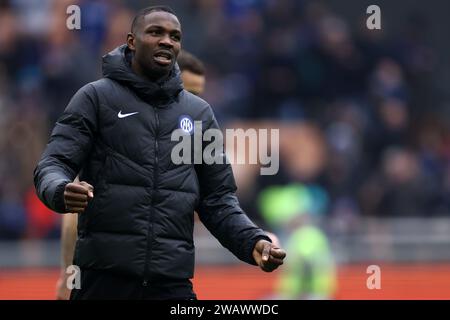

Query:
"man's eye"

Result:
[[171, 35, 181, 41], [148, 30, 160, 36]]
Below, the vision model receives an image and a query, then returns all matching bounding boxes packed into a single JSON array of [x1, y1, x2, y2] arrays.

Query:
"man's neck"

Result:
[[131, 58, 168, 84]]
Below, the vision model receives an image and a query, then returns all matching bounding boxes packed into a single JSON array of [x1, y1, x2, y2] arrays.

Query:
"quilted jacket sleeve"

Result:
[[195, 104, 271, 265], [33, 84, 98, 213]]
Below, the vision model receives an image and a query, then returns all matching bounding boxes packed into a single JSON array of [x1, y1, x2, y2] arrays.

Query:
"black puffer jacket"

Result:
[[34, 45, 270, 281]]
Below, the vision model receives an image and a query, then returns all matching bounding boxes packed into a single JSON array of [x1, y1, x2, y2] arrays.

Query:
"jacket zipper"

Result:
[[142, 109, 160, 287]]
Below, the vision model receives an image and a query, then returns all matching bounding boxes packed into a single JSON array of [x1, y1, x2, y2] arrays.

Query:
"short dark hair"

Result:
[[131, 6, 176, 33], [177, 50, 205, 75]]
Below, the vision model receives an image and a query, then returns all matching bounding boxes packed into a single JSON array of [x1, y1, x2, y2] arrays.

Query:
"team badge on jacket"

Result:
[[179, 115, 194, 134]]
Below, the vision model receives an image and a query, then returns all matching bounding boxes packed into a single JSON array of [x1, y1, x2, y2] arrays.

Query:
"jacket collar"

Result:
[[102, 44, 183, 106]]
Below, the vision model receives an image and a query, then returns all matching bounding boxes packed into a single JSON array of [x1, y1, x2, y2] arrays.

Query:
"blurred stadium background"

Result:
[[1, 0, 450, 299]]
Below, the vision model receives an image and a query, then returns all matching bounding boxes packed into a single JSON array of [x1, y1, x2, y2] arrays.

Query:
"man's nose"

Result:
[[159, 34, 173, 48]]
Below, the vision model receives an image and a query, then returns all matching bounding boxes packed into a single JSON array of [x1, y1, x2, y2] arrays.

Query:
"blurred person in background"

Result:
[[55, 49, 207, 300], [35, 5, 285, 300], [372, 146, 439, 217], [177, 50, 206, 96], [259, 184, 336, 300], [278, 213, 336, 300]]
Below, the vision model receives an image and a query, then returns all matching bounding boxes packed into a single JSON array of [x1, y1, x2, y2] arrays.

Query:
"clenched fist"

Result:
[[252, 239, 286, 272], [64, 181, 94, 213]]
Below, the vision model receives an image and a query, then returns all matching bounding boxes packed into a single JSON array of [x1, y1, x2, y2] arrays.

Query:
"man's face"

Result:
[[128, 11, 182, 79], [181, 70, 205, 96]]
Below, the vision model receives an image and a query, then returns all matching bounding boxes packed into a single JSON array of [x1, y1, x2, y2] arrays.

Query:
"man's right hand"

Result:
[[64, 181, 94, 213]]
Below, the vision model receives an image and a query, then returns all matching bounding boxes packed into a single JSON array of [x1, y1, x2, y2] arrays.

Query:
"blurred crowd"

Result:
[[0, 0, 449, 240]]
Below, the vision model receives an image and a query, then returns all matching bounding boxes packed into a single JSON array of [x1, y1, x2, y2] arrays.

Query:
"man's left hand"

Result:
[[252, 239, 286, 272], [56, 272, 71, 300]]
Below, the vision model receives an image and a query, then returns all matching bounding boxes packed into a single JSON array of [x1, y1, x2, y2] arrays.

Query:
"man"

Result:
[[177, 50, 206, 96], [35, 6, 285, 300], [55, 49, 207, 300]]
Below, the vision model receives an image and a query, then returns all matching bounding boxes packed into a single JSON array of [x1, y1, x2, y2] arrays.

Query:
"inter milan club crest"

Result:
[[179, 115, 194, 135]]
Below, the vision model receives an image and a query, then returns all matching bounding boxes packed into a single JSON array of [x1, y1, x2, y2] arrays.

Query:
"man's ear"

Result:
[[127, 33, 136, 51]]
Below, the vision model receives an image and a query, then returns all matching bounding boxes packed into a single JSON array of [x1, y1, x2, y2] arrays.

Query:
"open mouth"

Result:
[[153, 51, 173, 66]]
